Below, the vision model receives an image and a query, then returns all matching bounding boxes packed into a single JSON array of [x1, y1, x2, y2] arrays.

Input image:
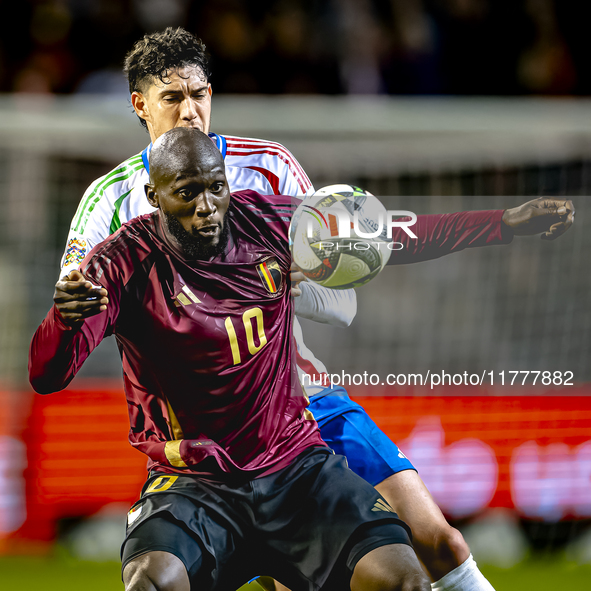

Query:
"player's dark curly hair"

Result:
[[123, 27, 211, 129]]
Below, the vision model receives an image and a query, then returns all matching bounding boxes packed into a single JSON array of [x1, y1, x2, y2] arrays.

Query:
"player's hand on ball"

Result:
[[502, 198, 575, 240], [290, 262, 307, 297], [54, 269, 109, 325]]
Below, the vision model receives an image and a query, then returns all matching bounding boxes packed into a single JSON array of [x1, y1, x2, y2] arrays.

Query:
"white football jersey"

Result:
[[60, 132, 345, 393]]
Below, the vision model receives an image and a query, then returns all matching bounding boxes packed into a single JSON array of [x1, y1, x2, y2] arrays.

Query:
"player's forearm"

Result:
[[29, 307, 94, 394], [387, 210, 513, 265], [295, 282, 357, 327]]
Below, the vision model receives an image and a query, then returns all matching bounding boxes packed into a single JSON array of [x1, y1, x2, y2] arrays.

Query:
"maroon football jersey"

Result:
[[387, 210, 512, 263], [30, 190, 325, 479], [30, 197, 512, 479]]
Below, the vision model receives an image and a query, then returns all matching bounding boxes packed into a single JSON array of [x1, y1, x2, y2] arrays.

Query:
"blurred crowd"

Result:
[[0, 0, 588, 96]]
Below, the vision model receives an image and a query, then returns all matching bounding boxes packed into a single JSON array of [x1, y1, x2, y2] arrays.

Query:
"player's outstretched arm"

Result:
[[386, 197, 575, 266], [501, 197, 575, 240], [54, 270, 109, 325]]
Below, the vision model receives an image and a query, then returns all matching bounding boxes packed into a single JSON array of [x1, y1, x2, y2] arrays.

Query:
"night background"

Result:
[[0, 2, 590, 590]]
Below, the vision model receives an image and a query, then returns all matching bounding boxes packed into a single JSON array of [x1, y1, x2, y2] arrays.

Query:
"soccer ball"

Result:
[[290, 184, 391, 289]]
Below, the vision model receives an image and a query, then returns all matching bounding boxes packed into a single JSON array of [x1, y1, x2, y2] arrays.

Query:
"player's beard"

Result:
[[164, 211, 230, 260]]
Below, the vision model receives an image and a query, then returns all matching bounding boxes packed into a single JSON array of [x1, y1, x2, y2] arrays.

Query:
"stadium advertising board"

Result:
[[2, 384, 590, 549]]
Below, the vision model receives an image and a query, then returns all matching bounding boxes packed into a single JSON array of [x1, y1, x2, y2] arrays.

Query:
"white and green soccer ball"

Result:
[[290, 184, 391, 289]]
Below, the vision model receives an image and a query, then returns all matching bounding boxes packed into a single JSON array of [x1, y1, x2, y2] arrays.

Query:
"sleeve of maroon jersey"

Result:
[[29, 242, 126, 394], [387, 210, 513, 265]]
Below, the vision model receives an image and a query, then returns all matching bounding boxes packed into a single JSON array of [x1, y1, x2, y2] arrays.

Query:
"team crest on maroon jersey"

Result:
[[256, 258, 283, 296]]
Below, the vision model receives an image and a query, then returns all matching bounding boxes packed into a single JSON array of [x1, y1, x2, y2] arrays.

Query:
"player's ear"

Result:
[[131, 91, 148, 120], [145, 184, 159, 208]]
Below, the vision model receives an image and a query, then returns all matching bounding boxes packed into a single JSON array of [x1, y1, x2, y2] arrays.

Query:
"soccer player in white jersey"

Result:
[[56, 27, 538, 591]]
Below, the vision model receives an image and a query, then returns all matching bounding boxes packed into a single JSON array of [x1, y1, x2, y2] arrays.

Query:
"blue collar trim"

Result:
[[208, 132, 227, 159], [141, 132, 226, 175], [141, 144, 152, 174]]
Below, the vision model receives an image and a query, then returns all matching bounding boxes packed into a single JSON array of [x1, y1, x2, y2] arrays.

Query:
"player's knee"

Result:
[[433, 525, 470, 568], [123, 551, 190, 591], [358, 570, 430, 591], [383, 571, 431, 591], [400, 573, 432, 591], [351, 544, 430, 591]]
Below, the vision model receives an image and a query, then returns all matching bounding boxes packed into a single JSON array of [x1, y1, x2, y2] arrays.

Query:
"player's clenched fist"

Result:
[[502, 197, 575, 240], [54, 269, 109, 325]]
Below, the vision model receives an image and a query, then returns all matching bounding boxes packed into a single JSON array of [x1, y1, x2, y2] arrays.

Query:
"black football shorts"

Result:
[[121, 447, 412, 591]]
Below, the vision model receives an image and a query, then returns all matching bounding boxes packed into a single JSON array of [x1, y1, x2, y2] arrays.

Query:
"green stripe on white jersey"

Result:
[[73, 154, 144, 233], [109, 189, 134, 234]]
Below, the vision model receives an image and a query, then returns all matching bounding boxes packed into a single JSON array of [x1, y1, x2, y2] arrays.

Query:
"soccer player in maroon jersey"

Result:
[[51, 29, 570, 591], [49, 27, 575, 591], [30, 128, 431, 591], [30, 127, 574, 591]]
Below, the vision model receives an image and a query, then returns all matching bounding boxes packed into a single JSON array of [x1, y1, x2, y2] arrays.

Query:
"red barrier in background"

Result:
[[0, 388, 28, 552], [2, 381, 591, 549], [16, 383, 146, 544], [349, 390, 591, 520]]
